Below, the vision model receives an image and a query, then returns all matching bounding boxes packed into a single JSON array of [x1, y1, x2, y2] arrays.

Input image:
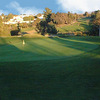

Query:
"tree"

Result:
[[93, 18, 100, 36], [36, 21, 48, 35], [2, 13, 13, 22], [23, 17, 30, 21], [3, 15, 8, 22], [47, 24, 57, 34], [1, 13, 4, 17], [51, 12, 79, 25], [84, 12, 89, 17], [37, 13, 42, 17], [93, 11, 100, 36], [90, 10, 100, 36], [33, 18, 41, 26], [0, 16, 3, 23], [0, 16, 3, 34], [44, 8, 52, 22], [91, 12, 95, 18], [7, 13, 13, 20], [36, 8, 57, 35], [23, 16, 34, 21], [74, 13, 79, 21], [44, 8, 52, 18]]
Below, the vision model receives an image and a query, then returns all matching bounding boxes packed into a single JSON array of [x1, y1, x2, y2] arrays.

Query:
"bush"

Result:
[[75, 32, 82, 36], [10, 29, 20, 36], [89, 25, 99, 36], [82, 34, 88, 36]]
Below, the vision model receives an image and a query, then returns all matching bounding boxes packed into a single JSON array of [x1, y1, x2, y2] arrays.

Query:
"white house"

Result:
[[3, 14, 43, 24], [38, 15, 44, 19]]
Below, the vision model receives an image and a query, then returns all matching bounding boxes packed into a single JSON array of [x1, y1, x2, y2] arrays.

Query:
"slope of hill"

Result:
[[57, 17, 92, 35]]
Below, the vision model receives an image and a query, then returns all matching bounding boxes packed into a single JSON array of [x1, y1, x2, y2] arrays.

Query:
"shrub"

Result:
[[75, 32, 83, 36], [10, 29, 20, 36]]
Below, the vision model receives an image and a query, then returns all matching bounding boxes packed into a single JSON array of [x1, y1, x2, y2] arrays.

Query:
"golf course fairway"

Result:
[[0, 36, 100, 100]]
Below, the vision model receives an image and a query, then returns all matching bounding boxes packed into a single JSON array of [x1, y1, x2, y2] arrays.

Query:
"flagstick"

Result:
[[23, 40, 25, 46]]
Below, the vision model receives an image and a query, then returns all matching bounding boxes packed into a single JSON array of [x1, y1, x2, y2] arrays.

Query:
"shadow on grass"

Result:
[[21, 32, 29, 35], [80, 23, 91, 31], [0, 37, 100, 100], [0, 37, 99, 61], [49, 37, 98, 52], [0, 48, 100, 100]]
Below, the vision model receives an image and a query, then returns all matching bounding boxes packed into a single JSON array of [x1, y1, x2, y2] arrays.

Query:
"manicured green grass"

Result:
[[57, 17, 92, 33], [0, 36, 100, 100]]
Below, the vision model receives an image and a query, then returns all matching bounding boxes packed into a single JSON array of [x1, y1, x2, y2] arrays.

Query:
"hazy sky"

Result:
[[0, 0, 100, 15]]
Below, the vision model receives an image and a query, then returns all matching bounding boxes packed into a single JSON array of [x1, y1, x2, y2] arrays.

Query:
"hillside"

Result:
[[20, 17, 92, 37], [57, 17, 92, 34]]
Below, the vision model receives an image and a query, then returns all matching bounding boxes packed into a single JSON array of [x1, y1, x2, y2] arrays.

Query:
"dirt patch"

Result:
[[26, 29, 37, 34]]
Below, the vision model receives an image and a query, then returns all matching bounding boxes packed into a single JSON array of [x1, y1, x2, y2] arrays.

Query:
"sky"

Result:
[[0, 0, 100, 15]]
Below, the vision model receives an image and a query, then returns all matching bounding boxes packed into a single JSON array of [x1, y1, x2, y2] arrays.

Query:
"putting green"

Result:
[[0, 37, 98, 62]]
